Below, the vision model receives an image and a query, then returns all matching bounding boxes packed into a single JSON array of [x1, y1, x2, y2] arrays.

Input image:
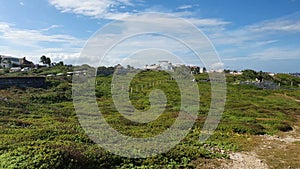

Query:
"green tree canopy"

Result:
[[40, 55, 51, 66]]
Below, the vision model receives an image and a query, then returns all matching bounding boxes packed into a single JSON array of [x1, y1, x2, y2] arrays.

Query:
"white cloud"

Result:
[[2, 1, 299, 70], [0, 22, 11, 31], [19, 2, 25, 6], [177, 5, 193, 10], [244, 12, 300, 33], [48, 0, 134, 19], [3, 30, 77, 44], [187, 18, 230, 27], [254, 40, 278, 46], [247, 19, 300, 33], [207, 13, 300, 48], [104, 12, 133, 20], [200, 12, 300, 69], [75, 13, 222, 68], [0, 45, 81, 65], [41, 24, 63, 31], [48, 0, 229, 28], [44, 52, 81, 64], [248, 47, 300, 60], [0, 23, 83, 47], [222, 46, 300, 62], [0, 22, 83, 64]]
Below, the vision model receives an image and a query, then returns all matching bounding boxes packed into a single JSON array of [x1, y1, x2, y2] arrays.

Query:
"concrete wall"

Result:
[[0, 77, 46, 89]]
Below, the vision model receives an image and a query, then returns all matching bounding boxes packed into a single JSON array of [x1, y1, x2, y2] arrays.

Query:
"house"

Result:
[[144, 64, 161, 70], [189, 66, 205, 74], [0, 59, 11, 68], [200, 67, 205, 73], [268, 72, 275, 76], [19, 57, 34, 67], [229, 71, 243, 75], [158, 61, 173, 71], [144, 61, 174, 71], [0, 55, 34, 68]]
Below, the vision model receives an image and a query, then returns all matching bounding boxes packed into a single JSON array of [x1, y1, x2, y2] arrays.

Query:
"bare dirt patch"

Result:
[[221, 117, 300, 169], [224, 152, 268, 169]]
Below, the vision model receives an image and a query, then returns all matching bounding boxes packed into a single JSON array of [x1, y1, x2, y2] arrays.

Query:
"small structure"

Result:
[[268, 72, 275, 76], [200, 67, 205, 73], [10, 67, 21, 72]]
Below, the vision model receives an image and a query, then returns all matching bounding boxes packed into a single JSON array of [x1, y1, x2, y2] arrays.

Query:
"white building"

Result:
[[158, 61, 173, 71], [144, 64, 161, 70], [0, 59, 11, 68], [229, 71, 243, 75], [144, 61, 173, 71], [0, 55, 33, 68]]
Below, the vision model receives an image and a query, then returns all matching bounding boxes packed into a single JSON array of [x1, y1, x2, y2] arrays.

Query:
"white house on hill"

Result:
[[0, 55, 33, 68], [144, 61, 173, 71]]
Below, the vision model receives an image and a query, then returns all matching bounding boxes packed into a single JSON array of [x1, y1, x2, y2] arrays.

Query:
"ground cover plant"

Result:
[[0, 66, 299, 168]]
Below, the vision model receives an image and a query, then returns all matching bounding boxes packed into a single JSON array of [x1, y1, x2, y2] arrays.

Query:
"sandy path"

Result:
[[222, 117, 300, 169]]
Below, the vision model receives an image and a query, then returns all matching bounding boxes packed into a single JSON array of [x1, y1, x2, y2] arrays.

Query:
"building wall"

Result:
[[0, 77, 46, 89]]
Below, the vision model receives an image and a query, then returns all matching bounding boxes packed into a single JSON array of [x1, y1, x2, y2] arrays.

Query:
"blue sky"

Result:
[[0, 0, 300, 72]]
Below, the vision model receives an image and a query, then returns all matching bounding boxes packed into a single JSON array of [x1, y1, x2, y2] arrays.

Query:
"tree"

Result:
[[224, 69, 231, 74], [40, 55, 47, 64], [40, 55, 51, 66], [57, 61, 64, 66], [241, 69, 257, 80], [45, 57, 51, 66]]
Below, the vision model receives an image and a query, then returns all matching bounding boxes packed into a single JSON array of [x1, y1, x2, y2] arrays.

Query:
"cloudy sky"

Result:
[[0, 0, 300, 72]]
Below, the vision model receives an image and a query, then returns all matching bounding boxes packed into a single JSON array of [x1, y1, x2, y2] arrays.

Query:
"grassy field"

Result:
[[0, 67, 300, 168]]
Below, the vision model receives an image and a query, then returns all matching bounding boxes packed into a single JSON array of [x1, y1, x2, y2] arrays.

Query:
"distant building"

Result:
[[158, 61, 173, 71], [144, 61, 173, 71], [229, 71, 243, 75], [0, 55, 34, 68], [200, 67, 205, 73], [268, 72, 275, 76], [0, 59, 11, 68], [144, 64, 161, 70], [189, 66, 206, 74], [290, 73, 300, 78]]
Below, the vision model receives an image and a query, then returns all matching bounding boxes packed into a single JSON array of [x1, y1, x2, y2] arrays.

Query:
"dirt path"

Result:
[[199, 94, 300, 169], [255, 122, 300, 168], [220, 89, 300, 169], [221, 116, 300, 169], [223, 152, 268, 169]]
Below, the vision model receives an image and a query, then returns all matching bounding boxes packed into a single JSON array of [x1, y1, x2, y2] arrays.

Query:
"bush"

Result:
[[0, 146, 71, 169], [275, 122, 293, 132]]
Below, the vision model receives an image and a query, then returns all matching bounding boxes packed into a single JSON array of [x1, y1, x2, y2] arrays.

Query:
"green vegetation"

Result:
[[0, 67, 300, 168], [40, 55, 51, 66], [273, 73, 300, 87]]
